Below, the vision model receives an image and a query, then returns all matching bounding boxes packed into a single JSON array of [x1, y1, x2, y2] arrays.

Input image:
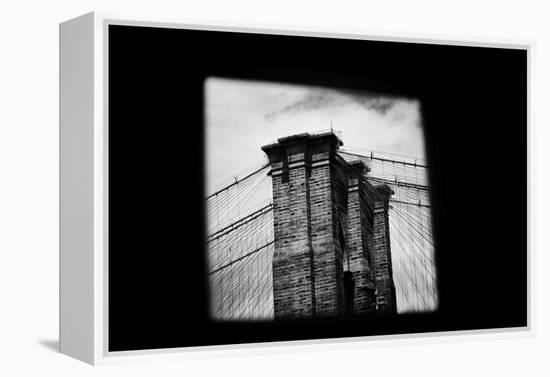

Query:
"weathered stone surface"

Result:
[[262, 132, 396, 319]]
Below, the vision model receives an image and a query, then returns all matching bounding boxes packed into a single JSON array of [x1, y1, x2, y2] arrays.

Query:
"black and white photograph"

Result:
[[205, 78, 437, 321], [1, 0, 547, 375], [104, 21, 528, 354]]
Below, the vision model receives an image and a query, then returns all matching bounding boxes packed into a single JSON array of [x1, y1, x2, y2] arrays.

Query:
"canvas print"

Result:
[[107, 24, 527, 352], [205, 77, 438, 321]]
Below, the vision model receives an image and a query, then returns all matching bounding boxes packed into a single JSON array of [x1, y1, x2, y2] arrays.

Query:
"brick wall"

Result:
[[269, 140, 315, 318], [344, 160, 377, 315], [370, 185, 397, 315], [309, 151, 345, 317], [262, 132, 396, 319]]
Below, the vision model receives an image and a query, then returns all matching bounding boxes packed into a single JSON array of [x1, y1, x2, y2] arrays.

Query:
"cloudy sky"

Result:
[[205, 77, 425, 193]]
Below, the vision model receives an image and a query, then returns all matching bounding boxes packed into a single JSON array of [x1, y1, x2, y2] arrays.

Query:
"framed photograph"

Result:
[[60, 12, 530, 365]]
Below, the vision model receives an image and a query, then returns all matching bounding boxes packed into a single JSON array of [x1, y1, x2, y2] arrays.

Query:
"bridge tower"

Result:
[[262, 132, 397, 319]]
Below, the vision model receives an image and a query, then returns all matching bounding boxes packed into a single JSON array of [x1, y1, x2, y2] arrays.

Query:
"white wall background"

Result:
[[0, 0, 547, 375]]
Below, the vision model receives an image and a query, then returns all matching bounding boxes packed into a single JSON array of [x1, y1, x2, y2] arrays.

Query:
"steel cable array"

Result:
[[207, 149, 438, 319]]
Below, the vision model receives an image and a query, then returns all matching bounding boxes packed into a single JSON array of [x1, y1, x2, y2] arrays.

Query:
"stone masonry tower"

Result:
[[262, 132, 397, 319]]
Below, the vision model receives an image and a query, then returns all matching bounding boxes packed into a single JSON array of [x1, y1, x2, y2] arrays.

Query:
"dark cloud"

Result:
[[264, 90, 345, 121], [264, 88, 398, 121], [353, 96, 395, 114]]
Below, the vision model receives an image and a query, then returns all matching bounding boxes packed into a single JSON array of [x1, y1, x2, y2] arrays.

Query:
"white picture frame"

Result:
[[59, 11, 533, 365]]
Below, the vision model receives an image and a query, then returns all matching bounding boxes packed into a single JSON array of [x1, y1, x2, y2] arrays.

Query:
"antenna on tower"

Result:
[[330, 120, 333, 133]]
